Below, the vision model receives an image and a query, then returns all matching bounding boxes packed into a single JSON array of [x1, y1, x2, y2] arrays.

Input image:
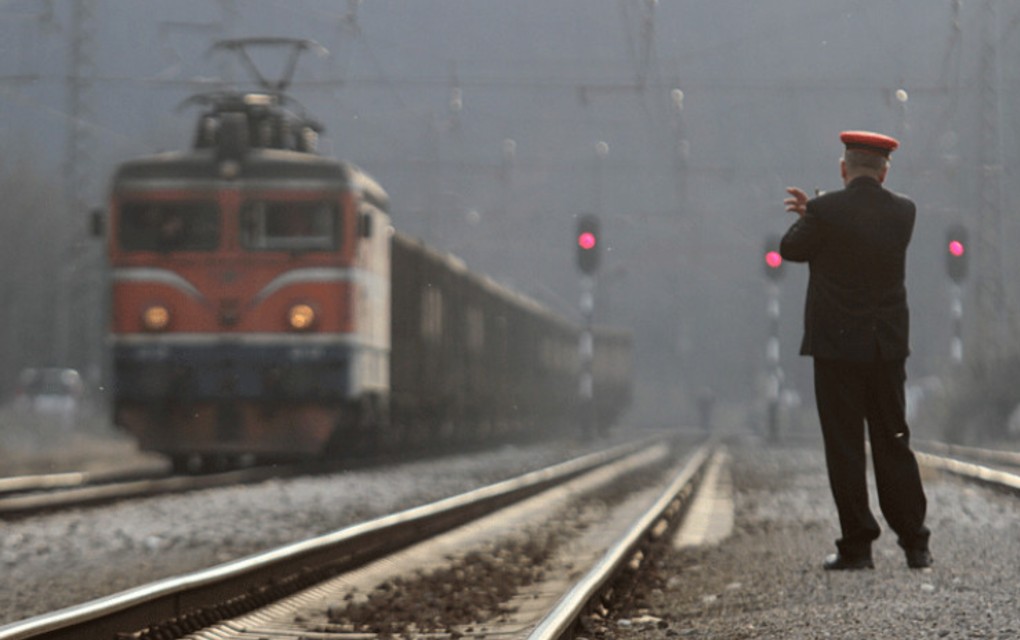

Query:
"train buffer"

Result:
[[609, 436, 1020, 639]]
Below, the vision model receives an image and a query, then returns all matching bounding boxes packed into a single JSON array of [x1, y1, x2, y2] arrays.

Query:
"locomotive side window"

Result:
[[119, 201, 220, 252], [241, 200, 339, 251]]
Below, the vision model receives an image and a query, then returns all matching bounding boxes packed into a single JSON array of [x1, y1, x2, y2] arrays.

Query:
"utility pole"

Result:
[[58, 0, 97, 373], [973, 0, 1009, 367]]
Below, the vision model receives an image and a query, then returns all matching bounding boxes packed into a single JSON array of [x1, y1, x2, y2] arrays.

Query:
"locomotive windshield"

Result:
[[241, 200, 339, 252], [118, 201, 220, 252]]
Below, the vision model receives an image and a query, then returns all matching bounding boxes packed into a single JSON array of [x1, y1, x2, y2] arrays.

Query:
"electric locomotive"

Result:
[[107, 90, 393, 467], [104, 39, 632, 467]]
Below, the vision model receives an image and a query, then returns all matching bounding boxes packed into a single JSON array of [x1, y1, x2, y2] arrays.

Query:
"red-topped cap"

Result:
[[840, 130, 900, 157]]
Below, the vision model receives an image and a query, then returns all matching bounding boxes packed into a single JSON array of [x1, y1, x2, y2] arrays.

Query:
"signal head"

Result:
[[763, 235, 784, 281], [576, 214, 601, 274], [946, 224, 968, 284]]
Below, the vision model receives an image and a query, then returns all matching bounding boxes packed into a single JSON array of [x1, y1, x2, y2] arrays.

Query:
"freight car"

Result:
[[102, 40, 632, 468], [385, 233, 584, 451]]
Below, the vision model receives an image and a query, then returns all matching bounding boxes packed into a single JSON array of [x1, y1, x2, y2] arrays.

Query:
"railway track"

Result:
[[8, 438, 1012, 639], [0, 438, 642, 518], [0, 440, 478, 518], [0, 464, 310, 518], [0, 437, 712, 640]]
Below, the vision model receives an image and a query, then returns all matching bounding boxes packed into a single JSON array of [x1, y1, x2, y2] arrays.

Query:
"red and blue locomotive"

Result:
[[104, 42, 632, 467]]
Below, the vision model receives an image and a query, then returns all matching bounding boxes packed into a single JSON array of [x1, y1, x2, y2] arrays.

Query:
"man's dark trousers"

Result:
[[813, 355, 930, 558]]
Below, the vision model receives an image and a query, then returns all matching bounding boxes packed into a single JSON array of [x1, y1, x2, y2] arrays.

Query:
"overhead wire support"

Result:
[[973, 0, 1009, 367], [210, 37, 329, 93], [58, 0, 98, 370]]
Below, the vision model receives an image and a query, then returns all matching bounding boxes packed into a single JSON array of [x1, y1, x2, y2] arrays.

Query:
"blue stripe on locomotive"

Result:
[[112, 340, 372, 402]]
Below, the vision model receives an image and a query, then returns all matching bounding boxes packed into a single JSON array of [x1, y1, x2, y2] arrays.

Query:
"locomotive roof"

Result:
[[112, 150, 389, 209], [113, 148, 349, 183]]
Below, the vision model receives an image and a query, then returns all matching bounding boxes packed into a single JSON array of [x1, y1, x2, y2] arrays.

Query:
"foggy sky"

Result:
[[1, 1, 1016, 425]]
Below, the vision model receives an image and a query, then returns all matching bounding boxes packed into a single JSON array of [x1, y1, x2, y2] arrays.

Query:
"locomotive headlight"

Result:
[[287, 304, 317, 331], [142, 305, 170, 332]]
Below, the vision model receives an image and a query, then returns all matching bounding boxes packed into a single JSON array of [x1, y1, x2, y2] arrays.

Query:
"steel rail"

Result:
[[0, 462, 170, 496], [0, 438, 658, 640], [0, 472, 91, 494], [528, 444, 714, 640], [918, 451, 1020, 495], [917, 440, 1020, 470]]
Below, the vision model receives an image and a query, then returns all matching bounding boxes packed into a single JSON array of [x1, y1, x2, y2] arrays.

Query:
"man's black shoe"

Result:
[[905, 548, 933, 569], [823, 553, 874, 570]]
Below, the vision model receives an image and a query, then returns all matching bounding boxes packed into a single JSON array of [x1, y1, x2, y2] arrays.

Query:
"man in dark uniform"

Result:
[[781, 131, 932, 570]]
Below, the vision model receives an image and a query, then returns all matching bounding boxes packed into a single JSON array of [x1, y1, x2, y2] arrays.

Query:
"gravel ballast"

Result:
[[607, 438, 1020, 640], [0, 432, 654, 626]]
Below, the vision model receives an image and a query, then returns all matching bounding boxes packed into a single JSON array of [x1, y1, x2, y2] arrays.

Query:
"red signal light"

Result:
[[946, 224, 968, 283], [578, 232, 597, 250], [762, 235, 784, 281], [576, 214, 601, 274]]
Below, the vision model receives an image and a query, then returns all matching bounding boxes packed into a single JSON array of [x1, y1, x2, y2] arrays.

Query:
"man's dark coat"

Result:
[[780, 176, 916, 362]]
